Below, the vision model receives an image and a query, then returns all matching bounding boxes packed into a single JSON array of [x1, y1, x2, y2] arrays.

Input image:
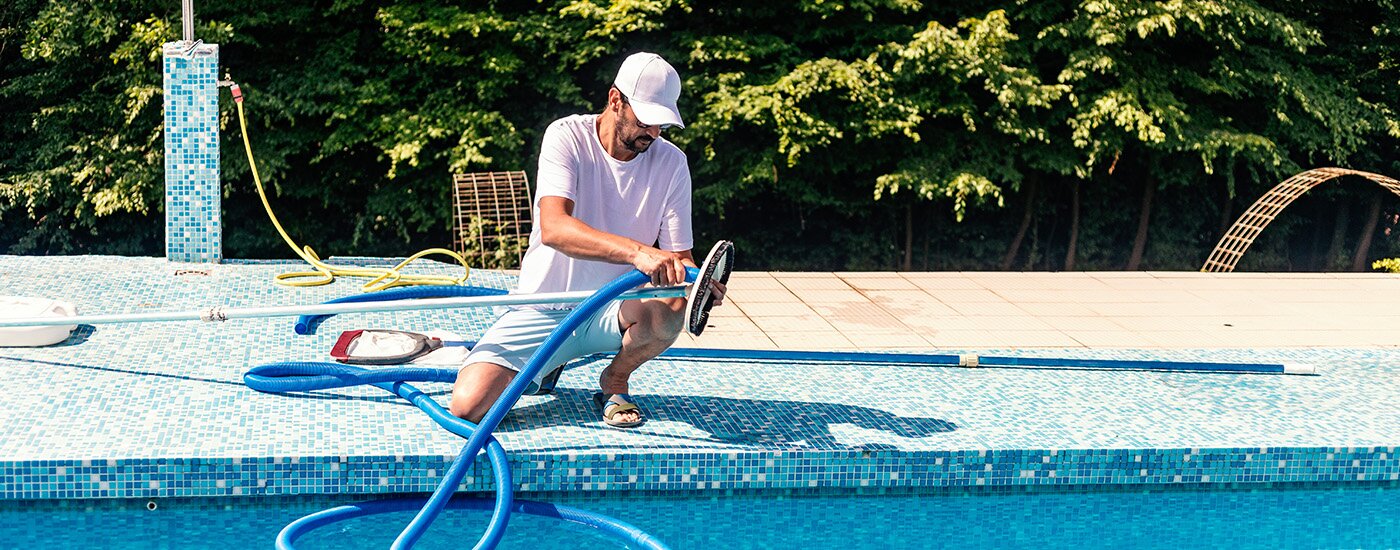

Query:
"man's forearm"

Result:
[[540, 213, 648, 265]]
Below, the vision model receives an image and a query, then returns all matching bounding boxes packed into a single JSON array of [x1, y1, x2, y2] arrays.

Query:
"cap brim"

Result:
[[629, 100, 685, 129]]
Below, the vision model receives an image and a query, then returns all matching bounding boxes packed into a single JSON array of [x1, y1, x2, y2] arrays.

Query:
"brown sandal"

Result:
[[593, 393, 644, 428]]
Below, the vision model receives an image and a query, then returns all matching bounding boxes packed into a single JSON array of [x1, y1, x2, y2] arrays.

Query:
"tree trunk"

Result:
[[1063, 179, 1081, 271], [922, 208, 931, 271], [902, 204, 913, 271], [1308, 214, 1325, 271], [1216, 189, 1235, 241], [1126, 175, 1156, 270], [1000, 174, 1039, 270], [1325, 199, 1352, 270], [1351, 196, 1383, 271]]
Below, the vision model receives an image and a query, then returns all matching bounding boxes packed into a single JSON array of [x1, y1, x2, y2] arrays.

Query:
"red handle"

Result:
[[330, 330, 363, 362]]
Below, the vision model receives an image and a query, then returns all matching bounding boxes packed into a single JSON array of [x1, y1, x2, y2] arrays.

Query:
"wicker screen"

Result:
[[452, 171, 533, 269]]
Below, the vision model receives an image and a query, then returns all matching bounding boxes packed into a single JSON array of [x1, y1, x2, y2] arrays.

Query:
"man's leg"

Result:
[[600, 297, 685, 424], [449, 362, 517, 424], [449, 307, 565, 423]]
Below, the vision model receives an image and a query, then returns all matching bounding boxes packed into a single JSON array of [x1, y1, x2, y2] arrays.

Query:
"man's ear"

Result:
[[607, 87, 624, 113]]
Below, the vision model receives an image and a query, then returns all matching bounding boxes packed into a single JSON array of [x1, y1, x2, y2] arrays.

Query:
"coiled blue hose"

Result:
[[248, 269, 680, 549], [276, 497, 667, 549], [245, 361, 514, 549]]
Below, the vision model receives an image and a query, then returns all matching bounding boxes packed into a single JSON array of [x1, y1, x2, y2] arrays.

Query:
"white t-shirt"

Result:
[[515, 114, 693, 306]]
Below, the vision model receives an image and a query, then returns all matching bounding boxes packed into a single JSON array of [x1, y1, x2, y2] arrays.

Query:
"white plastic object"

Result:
[[1282, 363, 1317, 375], [0, 297, 78, 347], [331, 329, 466, 366]]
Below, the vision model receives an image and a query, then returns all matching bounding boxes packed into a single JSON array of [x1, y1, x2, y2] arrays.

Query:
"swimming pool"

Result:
[[5, 257, 1400, 548], [2, 482, 1397, 548]]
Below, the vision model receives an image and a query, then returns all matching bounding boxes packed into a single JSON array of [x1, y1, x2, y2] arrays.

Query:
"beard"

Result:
[[623, 135, 654, 153], [615, 117, 654, 153]]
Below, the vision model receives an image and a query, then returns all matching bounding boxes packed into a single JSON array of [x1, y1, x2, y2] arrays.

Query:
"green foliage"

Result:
[[0, 0, 171, 253], [1, 0, 1396, 271], [1032, 0, 1366, 185]]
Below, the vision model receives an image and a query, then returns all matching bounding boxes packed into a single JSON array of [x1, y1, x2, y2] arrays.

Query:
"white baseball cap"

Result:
[[613, 52, 684, 129]]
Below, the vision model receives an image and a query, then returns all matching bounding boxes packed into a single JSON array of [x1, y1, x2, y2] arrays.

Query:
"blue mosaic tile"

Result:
[[0, 255, 1398, 501], [162, 43, 221, 263]]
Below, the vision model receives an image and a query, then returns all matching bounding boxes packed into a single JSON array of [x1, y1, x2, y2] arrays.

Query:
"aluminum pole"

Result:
[[0, 286, 689, 328], [182, 0, 194, 43]]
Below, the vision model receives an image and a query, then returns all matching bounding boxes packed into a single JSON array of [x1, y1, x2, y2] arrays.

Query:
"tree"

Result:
[[0, 0, 175, 254], [679, 4, 1068, 269], [2, 0, 1396, 272]]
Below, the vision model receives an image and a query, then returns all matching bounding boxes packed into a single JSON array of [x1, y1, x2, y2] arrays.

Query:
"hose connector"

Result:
[[200, 306, 228, 322], [218, 75, 242, 103]]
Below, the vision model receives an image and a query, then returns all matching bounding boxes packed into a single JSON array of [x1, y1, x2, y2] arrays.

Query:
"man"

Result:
[[449, 52, 723, 428]]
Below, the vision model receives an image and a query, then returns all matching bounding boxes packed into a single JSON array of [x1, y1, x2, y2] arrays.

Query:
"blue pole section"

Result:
[[162, 41, 222, 263], [294, 285, 508, 334], [281, 285, 1314, 376], [659, 348, 964, 365], [976, 354, 1289, 373], [654, 348, 1312, 374]]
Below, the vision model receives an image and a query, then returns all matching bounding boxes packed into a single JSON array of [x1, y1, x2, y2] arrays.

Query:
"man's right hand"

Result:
[[632, 247, 689, 286]]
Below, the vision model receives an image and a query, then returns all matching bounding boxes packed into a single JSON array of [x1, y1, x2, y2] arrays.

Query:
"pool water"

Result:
[[2, 482, 1397, 548]]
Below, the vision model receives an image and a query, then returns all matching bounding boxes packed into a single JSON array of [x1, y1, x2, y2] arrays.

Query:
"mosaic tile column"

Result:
[[162, 42, 221, 262]]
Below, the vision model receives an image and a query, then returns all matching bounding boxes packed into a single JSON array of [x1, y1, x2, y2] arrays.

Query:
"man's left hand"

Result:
[[709, 280, 726, 307]]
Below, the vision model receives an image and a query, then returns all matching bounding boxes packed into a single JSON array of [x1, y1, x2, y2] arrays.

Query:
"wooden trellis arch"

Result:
[[1202, 167, 1400, 272]]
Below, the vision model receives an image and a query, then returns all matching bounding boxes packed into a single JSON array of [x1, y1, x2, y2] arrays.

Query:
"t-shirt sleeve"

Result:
[[535, 120, 578, 202], [657, 160, 694, 252]]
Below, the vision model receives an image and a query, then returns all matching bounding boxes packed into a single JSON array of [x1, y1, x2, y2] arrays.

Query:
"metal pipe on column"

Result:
[[182, 0, 194, 43]]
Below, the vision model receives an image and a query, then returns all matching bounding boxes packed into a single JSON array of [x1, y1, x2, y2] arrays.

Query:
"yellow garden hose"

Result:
[[227, 81, 470, 292]]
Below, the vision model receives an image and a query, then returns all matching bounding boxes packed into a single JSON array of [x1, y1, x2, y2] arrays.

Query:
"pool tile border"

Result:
[[4, 446, 1397, 500]]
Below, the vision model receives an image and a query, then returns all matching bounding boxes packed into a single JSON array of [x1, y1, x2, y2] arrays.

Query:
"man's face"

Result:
[[615, 101, 663, 154]]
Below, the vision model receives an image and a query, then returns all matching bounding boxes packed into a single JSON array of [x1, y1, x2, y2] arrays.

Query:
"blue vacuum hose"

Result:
[[249, 269, 683, 549], [276, 497, 667, 550], [247, 361, 513, 549]]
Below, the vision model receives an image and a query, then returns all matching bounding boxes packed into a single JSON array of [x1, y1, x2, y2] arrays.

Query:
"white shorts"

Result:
[[463, 301, 624, 385]]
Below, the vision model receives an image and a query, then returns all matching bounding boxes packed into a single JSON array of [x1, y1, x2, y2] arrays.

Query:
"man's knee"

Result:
[[640, 298, 685, 341], [449, 363, 514, 423], [448, 392, 488, 423]]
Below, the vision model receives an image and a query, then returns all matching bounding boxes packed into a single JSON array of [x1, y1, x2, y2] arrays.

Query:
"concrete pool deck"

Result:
[[697, 269, 1400, 350], [1, 255, 1397, 500]]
